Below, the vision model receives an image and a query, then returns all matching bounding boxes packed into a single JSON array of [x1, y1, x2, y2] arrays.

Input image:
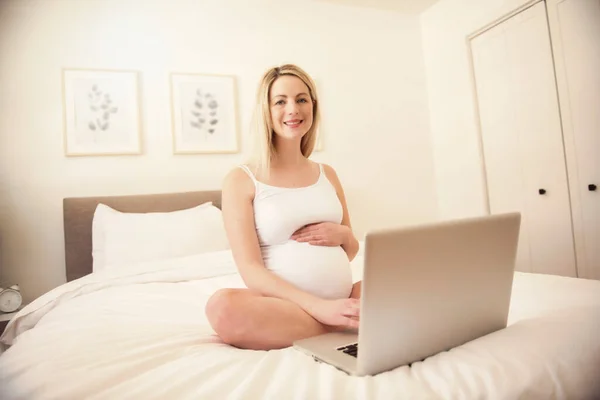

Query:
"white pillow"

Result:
[[92, 202, 229, 271]]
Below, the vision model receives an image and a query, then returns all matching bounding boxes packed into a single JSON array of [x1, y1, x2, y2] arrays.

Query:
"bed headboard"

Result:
[[63, 191, 222, 282]]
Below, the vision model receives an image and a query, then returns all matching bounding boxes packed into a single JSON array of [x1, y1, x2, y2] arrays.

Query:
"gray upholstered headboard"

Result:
[[63, 191, 222, 282]]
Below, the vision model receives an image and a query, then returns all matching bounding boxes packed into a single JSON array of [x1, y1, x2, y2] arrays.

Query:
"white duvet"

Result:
[[1, 250, 600, 400]]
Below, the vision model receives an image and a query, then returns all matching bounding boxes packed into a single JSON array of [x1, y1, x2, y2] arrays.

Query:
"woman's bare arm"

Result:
[[322, 164, 360, 261]]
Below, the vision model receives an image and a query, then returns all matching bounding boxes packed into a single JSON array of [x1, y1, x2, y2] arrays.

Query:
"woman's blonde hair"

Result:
[[248, 64, 320, 178]]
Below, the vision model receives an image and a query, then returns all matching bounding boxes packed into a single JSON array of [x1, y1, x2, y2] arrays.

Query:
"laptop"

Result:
[[293, 212, 521, 376]]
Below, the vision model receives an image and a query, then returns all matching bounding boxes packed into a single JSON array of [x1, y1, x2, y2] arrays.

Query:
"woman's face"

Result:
[[269, 75, 314, 142]]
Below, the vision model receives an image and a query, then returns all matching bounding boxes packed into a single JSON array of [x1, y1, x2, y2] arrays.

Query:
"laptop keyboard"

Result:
[[337, 343, 358, 358]]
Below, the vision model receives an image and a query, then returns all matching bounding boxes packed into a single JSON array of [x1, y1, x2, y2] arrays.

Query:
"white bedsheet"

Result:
[[1, 249, 599, 400]]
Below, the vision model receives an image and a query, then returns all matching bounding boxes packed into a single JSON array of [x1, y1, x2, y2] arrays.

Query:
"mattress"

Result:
[[1, 249, 599, 400]]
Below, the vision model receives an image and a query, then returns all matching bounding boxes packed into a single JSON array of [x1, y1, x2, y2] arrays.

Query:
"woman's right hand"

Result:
[[309, 298, 360, 330]]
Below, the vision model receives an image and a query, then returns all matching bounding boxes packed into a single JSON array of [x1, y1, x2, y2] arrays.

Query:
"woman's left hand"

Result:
[[291, 222, 349, 246]]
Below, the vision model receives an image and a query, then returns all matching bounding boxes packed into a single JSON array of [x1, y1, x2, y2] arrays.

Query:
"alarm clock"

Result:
[[0, 284, 22, 313]]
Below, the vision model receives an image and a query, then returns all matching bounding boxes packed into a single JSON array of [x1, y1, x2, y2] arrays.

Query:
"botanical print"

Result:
[[86, 84, 118, 132], [189, 89, 220, 139], [63, 69, 141, 156], [171, 73, 238, 154]]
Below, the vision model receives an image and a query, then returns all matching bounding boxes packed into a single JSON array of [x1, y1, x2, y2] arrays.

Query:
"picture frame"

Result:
[[62, 68, 142, 156], [169, 72, 239, 154]]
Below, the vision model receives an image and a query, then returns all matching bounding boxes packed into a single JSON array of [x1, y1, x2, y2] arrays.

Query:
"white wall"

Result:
[[420, 0, 534, 219], [0, 0, 437, 302]]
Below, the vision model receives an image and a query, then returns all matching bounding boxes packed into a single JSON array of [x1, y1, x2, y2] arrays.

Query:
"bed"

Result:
[[1, 191, 599, 400]]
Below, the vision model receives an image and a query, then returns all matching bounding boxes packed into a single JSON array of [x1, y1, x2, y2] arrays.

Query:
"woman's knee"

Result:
[[205, 289, 246, 342]]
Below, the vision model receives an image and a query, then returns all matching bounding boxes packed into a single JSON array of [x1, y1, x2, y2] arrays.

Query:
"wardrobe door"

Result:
[[470, 1, 577, 276], [469, 25, 532, 273], [547, 0, 600, 280]]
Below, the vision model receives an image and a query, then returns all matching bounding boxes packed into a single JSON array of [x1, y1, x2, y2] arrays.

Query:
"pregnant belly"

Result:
[[262, 241, 353, 300]]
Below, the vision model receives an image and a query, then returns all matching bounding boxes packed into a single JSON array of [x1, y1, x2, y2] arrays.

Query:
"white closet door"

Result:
[[469, 26, 533, 273], [547, 0, 600, 280], [470, 1, 577, 276]]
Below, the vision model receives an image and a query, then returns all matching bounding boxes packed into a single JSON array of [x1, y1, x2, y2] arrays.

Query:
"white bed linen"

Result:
[[1, 249, 599, 400]]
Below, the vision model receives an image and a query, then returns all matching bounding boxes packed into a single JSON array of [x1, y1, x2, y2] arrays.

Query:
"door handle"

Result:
[[589, 184, 597, 192]]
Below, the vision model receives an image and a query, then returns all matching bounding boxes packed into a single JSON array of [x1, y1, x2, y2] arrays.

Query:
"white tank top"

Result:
[[238, 163, 353, 300]]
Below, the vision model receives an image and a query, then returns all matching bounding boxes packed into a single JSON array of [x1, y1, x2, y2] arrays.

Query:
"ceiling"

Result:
[[314, 0, 442, 14]]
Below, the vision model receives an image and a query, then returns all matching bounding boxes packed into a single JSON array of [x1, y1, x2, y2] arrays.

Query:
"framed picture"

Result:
[[170, 72, 239, 154], [62, 68, 142, 156]]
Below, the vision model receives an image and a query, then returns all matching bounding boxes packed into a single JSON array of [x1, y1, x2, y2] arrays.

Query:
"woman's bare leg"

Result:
[[205, 288, 333, 350]]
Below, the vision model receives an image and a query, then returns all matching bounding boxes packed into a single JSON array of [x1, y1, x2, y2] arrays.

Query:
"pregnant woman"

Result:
[[205, 64, 362, 350]]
